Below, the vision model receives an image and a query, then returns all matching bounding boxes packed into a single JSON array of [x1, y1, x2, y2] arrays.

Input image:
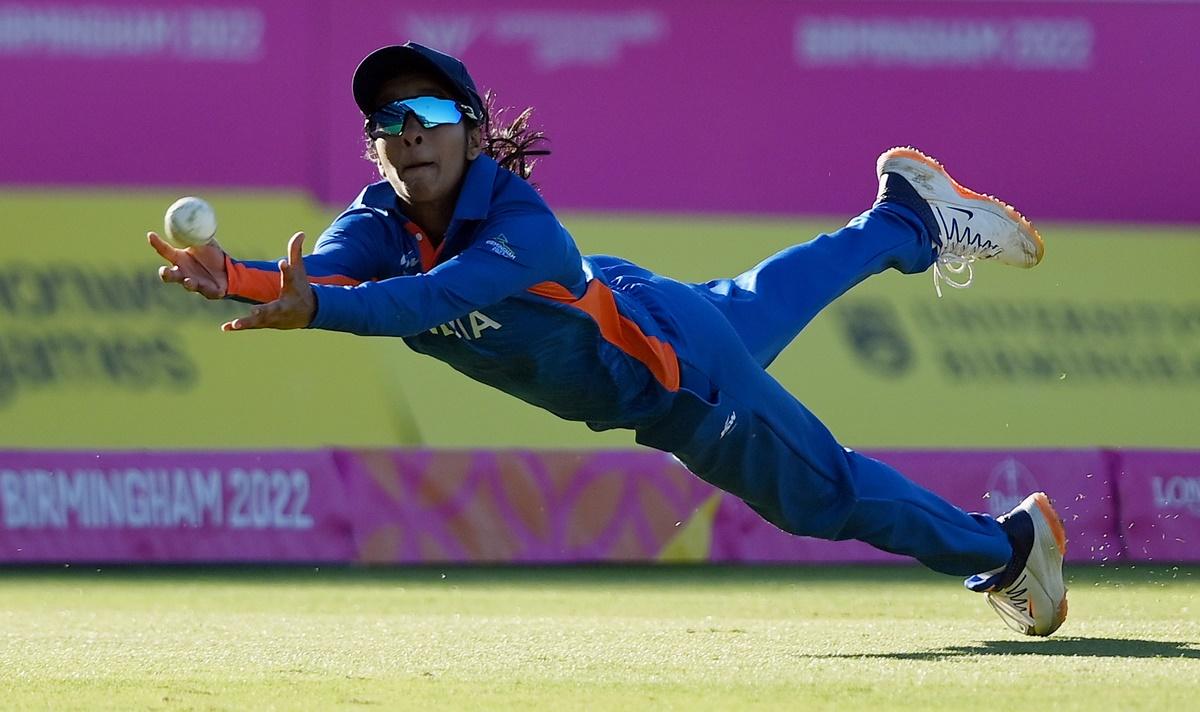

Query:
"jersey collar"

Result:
[[450, 154, 497, 222], [408, 155, 499, 271], [356, 155, 499, 271]]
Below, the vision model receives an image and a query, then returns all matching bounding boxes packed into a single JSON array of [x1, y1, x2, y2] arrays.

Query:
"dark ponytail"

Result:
[[477, 91, 550, 181]]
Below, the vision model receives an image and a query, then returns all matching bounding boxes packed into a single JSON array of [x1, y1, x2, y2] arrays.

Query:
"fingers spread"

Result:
[[218, 234, 312, 333], [195, 281, 222, 299], [281, 232, 307, 294], [148, 232, 179, 263], [159, 265, 184, 284], [279, 258, 293, 291], [220, 290, 312, 332], [287, 232, 305, 265], [221, 311, 259, 332], [223, 303, 272, 332]]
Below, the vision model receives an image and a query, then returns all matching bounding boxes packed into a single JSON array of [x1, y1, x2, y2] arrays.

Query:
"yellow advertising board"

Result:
[[2, 190, 1197, 449], [564, 215, 1200, 449], [0, 190, 421, 448], [392, 214, 1200, 449]]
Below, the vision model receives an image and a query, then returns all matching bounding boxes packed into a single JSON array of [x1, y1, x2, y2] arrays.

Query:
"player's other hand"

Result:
[[221, 232, 315, 332], [149, 231, 228, 299]]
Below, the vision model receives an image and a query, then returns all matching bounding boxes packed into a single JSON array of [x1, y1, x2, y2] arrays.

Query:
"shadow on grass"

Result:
[[0, 563, 949, 587], [817, 637, 1200, 660], [0, 564, 1196, 589]]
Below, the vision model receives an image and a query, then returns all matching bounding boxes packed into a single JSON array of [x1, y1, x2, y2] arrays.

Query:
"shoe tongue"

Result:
[[965, 511, 1036, 592], [994, 511, 1035, 589], [965, 568, 1006, 592]]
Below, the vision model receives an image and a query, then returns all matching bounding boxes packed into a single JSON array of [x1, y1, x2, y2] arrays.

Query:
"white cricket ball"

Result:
[[164, 196, 217, 248]]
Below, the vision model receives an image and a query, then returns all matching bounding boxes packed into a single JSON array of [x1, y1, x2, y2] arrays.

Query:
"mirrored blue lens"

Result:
[[369, 96, 465, 137]]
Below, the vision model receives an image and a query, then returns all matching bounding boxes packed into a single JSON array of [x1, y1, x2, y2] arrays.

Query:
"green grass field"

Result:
[[1, 566, 1196, 710]]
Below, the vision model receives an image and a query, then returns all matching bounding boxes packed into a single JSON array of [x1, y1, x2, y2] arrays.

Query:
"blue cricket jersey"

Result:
[[225, 155, 680, 431]]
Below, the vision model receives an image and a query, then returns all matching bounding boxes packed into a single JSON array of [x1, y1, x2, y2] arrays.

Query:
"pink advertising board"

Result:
[[3, 447, 1195, 565], [1113, 450, 1200, 562], [2, 2, 1197, 223], [0, 451, 355, 562], [324, 0, 1200, 223], [0, 3, 324, 192], [710, 449, 1120, 564], [334, 449, 715, 563]]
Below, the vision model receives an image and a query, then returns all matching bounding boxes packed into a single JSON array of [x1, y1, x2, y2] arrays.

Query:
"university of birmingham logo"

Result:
[[835, 299, 913, 377]]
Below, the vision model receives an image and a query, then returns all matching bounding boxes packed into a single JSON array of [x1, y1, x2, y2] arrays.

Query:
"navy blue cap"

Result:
[[352, 42, 486, 121]]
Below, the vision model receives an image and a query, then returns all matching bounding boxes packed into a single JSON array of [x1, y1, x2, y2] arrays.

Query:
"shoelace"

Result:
[[932, 254, 975, 298]]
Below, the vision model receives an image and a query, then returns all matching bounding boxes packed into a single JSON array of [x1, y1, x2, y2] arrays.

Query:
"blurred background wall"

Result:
[[1, 0, 1198, 450]]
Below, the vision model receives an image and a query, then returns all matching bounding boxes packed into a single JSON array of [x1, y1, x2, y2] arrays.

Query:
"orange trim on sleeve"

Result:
[[309, 274, 362, 287], [526, 281, 575, 300], [225, 256, 282, 303], [528, 279, 680, 392], [224, 256, 363, 303]]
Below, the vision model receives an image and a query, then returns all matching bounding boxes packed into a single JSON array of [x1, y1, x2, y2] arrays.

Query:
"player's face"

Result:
[[371, 73, 483, 210]]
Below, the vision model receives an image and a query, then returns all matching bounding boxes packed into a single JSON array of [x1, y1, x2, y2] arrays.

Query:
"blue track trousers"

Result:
[[619, 203, 1013, 576]]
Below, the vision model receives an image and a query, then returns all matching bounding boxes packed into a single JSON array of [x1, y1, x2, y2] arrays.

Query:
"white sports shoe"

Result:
[[877, 147, 1044, 296], [965, 492, 1068, 636]]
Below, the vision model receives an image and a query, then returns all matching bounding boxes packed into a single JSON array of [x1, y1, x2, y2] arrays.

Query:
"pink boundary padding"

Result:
[[1, 449, 1197, 564], [0, 451, 355, 563], [1111, 450, 1200, 563], [333, 449, 715, 563], [710, 449, 1122, 565]]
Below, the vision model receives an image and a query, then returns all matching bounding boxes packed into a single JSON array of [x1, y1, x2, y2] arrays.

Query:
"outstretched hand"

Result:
[[149, 231, 227, 299], [221, 232, 316, 332]]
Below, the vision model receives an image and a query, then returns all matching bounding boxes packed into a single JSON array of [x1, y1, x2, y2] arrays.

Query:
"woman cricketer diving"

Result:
[[149, 42, 1068, 636]]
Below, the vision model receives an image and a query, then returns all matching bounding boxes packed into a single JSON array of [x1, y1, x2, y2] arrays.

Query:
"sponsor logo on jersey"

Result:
[[429, 310, 502, 340], [484, 234, 516, 260], [720, 411, 737, 438], [399, 251, 420, 270]]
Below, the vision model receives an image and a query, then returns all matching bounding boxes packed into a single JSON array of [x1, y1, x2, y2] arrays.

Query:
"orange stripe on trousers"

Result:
[[528, 280, 680, 391]]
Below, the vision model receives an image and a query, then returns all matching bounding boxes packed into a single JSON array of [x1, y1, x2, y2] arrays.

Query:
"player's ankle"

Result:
[[875, 172, 941, 247]]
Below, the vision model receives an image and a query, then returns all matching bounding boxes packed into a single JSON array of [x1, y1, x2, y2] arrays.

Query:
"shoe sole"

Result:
[[877, 147, 1045, 266], [1026, 492, 1069, 635]]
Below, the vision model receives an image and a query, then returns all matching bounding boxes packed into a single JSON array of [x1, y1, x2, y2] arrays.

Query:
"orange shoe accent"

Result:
[[881, 146, 1045, 265], [1041, 596, 1069, 636], [1032, 492, 1068, 555]]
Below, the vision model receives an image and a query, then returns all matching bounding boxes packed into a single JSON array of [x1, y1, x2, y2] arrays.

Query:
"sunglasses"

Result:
[[368, 96, 480, 138]]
